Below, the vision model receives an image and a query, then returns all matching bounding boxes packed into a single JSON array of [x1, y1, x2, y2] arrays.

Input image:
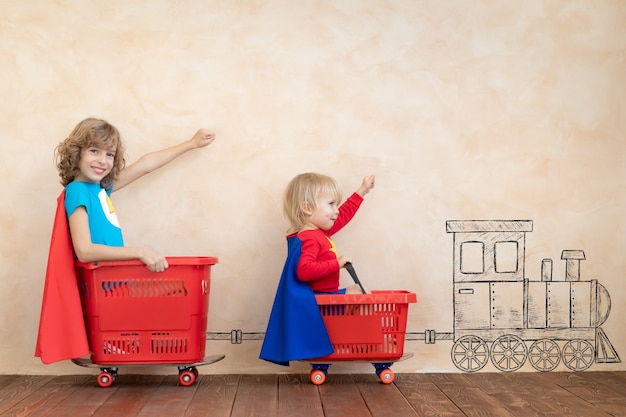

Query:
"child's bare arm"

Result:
[[113, 128, 215, 191], [68, 207, 169, 272]]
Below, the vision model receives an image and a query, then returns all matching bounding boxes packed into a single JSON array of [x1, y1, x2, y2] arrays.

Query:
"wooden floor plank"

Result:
[[540, 371, 593, 386], [607, 370, 626, 389], [278, 374, 324, 417], [352, 374, 417, 417], [0, 376, 20, 391], [394, 373, 466, 417], [91, 375, 167, 417], [133, 375, 198, 417], [0, 375, 91, 417], [539, 393, 613, 417], [458, 372, 525, 395], [553, 371, 626, 396], [183, 374, 240, 417], [40, 376, 119, 417], [460, 373, 566, 416], [0, 375, 56, 415], [229, 374, 278, 417], [428, 373, 519, 417], [510, 373, 616, 417], [527, 372, 621, 417], [547, 372, 626, 416], [318, 374, 371, 417]]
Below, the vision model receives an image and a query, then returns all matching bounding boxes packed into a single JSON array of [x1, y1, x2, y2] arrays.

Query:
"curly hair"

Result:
[[55, 118, 126, 188], [283, 172, 343, 233]]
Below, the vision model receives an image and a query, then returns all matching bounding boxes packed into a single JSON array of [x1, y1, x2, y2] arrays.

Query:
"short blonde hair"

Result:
[[283, 172, 343, 233]]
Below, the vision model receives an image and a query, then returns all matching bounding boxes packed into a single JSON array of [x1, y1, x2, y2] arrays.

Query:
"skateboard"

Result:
[[71, 354, 225, 387], [304, 352, 414, 385]]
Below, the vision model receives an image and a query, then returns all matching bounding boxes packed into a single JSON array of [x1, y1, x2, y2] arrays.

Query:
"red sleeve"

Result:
[[327, 192, 363, 236], [297, 233, 339, 282]]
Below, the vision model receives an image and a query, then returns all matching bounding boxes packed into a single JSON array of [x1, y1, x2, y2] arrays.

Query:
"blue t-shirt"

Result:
[[64, 181, 124, 246]]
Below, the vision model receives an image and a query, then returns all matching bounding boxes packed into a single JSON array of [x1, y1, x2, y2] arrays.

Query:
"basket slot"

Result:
[[151, 333, 189, 355], [100, 334, 140, 356], [99, 278, 189, 297], [331, 335, 399, 356]]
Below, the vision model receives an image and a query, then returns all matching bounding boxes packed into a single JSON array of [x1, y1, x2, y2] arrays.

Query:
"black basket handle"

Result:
[[344, 262, 366, 294]]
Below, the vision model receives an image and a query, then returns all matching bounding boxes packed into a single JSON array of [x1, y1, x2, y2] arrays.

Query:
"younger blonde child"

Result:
[[260, 172, 375, 365], [283, 172, 375, 293]]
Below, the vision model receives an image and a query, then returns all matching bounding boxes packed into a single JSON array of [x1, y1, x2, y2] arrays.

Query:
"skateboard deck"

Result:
[[306, 351, 413, 364], [72, 354, 225, 387], [71, 354, 225, 369]]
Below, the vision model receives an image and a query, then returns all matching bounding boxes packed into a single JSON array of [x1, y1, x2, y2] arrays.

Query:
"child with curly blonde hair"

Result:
[[37, 117, 216, 364], [55, 117, 215, 271]]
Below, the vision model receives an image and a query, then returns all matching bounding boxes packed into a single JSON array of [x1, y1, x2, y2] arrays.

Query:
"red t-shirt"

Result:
[[295, 193, 363, 292]]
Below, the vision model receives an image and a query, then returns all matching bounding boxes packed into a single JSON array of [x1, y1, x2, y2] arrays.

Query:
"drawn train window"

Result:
[[494, 241, 519, 273], [460, 241, 484, 274]]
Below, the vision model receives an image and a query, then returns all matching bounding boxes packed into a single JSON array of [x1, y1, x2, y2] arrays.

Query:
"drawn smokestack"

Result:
[[561, 250, 585, 281], [541, 259, 553, 281]]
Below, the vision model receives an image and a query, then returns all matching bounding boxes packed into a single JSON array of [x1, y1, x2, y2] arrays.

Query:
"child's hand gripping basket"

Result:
[[75, 256, 217, 365], [313, 290, 417, 361]]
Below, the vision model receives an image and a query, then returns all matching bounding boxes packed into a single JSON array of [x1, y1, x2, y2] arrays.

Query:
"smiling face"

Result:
[[305, 191, 340, 231], [75, 146, 117, 184]]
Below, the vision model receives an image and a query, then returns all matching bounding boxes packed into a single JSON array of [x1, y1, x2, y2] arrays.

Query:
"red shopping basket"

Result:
[[75, 256, 217, 365], [313, 290, 416, 361]]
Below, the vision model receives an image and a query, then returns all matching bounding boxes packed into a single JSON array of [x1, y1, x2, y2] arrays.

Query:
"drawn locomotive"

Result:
[[444, 220, 620, 372]]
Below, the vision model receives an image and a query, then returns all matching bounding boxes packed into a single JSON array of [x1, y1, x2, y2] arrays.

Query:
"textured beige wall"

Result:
[[2, 0, 625, 375]]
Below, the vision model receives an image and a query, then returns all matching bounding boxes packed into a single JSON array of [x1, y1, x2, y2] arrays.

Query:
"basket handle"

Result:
[[344, 262, 367, 294]]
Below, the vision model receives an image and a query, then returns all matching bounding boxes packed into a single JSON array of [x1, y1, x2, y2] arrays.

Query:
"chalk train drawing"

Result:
[[445, 220, 620, 372]]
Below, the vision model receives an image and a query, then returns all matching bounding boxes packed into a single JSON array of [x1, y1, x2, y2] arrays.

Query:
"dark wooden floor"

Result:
[[1, 371, 625, 417]]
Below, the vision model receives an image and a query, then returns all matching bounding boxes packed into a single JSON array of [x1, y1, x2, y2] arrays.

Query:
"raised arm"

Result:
[[355, 174, 375, 197], [113, 128, 215, 191]]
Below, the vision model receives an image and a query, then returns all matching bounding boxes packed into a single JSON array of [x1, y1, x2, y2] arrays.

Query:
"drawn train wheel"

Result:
[[451, 335, 489, 372], [529, 339, 561, 372], [490, 334, 527, 372], [562, 340, 594, 371]]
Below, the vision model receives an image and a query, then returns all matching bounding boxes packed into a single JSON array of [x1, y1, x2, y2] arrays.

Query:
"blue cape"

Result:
[[259, 235, 333, 366]]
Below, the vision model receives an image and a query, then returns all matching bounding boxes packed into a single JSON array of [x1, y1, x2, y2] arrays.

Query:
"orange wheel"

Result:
[[379, 369, 394, 384], [179, 370, 196, 387], [96, 371, 114, 388], [310, 369, 326, 385]]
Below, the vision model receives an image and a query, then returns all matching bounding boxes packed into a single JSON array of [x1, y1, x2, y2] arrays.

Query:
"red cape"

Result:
[[35, 191, 90, 364]]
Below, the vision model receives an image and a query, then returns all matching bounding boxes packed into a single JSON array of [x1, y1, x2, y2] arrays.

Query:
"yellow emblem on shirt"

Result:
[[97, 189, 121, 228], [327, 237, 337, 257], [105, 195, 116, 214]]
